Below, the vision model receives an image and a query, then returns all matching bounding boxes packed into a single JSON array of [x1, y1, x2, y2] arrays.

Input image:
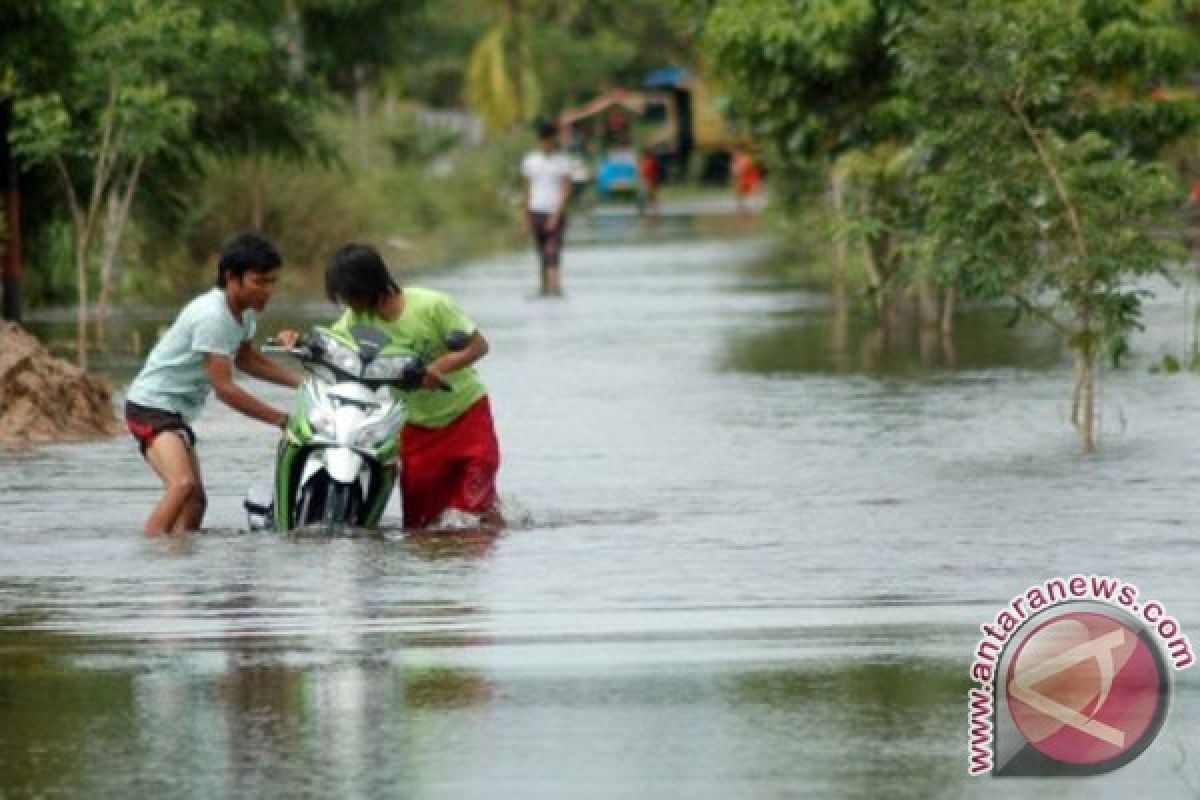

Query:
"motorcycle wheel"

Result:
[[295, 484, 318, 529], [323, 482, 352, 536]]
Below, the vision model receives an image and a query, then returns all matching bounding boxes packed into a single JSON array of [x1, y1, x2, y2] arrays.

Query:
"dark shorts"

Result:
[[528, 211, 566, 268], [125, 400, 196, 457]]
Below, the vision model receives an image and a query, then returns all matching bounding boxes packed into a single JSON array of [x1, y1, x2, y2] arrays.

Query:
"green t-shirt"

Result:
[[332, 287, 487, 428]]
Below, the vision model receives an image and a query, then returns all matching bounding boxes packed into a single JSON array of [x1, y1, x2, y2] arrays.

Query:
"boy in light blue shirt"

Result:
[[125, 233, 301, 535]]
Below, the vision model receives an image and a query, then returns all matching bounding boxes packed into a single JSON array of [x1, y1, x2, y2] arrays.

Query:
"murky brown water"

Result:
[[3, 215, 1200, 798]]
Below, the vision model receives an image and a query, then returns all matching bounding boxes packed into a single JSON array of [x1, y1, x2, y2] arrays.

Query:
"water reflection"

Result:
[[0, 532, 500, 799], [724, 660, 968, 796], [724, 301, 1064, 376]]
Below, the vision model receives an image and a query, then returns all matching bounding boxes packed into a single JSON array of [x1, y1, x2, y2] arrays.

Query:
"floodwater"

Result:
[[3, 212, 1200, 798]]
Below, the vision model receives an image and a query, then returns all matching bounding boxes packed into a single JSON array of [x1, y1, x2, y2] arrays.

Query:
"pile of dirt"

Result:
[[0, 322, 122, 445]]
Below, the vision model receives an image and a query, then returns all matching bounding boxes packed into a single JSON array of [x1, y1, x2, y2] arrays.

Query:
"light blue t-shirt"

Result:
[[126, 288, 257, 422]]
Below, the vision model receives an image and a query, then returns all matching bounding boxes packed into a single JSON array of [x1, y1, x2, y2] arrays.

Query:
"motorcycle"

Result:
[[244, 324, 429, 536]]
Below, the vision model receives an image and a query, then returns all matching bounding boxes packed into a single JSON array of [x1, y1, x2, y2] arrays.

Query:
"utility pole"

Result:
[[0, 97, 22, 323]]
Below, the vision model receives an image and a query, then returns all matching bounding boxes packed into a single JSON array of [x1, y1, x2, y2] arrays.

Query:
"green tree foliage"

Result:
[[466, 14, 541, 133], [0, 1, 73, 303], [899, 0, 1200, 450], [385, 2, 491, 108], [696, 0, 913, 181], [9, 0, 324, 364], [529, 0, 690, 110], [466, 0, 694, 132], [0, 2, 72, 97], [696, 0, 928, 324]]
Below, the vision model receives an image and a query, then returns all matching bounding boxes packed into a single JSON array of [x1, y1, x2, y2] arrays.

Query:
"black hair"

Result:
[[325, 243, 399, 308], [535, 117, 558, 141], [216, 232, 282, 287]]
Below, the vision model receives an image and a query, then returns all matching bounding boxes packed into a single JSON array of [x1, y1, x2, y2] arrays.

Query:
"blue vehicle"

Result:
[[595, 149, 641, 201]]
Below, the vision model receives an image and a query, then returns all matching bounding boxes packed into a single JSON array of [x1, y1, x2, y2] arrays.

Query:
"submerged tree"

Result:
[[697, 0, 939, 330], [900, 0, 1199, 451]]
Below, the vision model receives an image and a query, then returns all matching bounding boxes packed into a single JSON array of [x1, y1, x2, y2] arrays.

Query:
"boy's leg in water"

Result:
[[400, 454, 455, 529], [543, 218, 564, 296], [533, 215, 550, 295], [444, 398, 502, 525], [174, 445, 208, 532], [545, 265, 562, 295], [142, 431, 203, 535]]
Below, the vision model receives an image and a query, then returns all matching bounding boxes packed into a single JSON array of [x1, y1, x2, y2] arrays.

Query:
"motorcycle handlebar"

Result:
[[262, 337, 450, 391], [262, 338, 310, 356]]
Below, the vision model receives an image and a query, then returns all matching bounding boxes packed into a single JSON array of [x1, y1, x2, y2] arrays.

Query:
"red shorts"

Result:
[[125, 400, 196, 457], [400, 396, 500, 529]]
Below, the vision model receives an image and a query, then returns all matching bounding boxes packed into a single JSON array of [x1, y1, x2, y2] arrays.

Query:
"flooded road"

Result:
[[3, 216, 1200, 798]]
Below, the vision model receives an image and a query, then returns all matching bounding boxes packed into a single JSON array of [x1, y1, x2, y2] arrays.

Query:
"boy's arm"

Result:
[[235, 341, 303, 388], [424, 331, 489, 389], [205, 353, 290, 428]]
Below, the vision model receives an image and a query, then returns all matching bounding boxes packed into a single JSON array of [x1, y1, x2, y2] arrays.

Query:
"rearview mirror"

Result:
[[351, 325, 391, 361]]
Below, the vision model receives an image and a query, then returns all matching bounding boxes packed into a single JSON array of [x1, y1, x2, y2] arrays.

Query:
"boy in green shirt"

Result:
[[286, 244, 501, 529]]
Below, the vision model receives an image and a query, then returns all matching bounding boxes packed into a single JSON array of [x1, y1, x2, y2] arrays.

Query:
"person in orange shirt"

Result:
[[732, 149, 763, 214]]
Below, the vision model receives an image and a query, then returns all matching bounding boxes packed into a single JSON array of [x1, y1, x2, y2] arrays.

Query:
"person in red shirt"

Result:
[[639, 150, 660, 215]]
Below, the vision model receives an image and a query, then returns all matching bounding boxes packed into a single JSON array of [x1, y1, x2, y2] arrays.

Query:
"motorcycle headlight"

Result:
[[311, 329, 362, 378], [363, 354, 421, 383]]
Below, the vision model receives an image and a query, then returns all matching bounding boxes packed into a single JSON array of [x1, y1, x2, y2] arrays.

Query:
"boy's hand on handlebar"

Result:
[[421, 367, 451, 391], [275, 330, 302, 349]]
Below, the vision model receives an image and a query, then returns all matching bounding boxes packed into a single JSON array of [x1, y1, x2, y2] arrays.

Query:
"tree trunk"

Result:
[[95, 191, 120, 343], [940, 286, 956, 337], [507, 0, 524, 124], [284, 0, 305, 81], [353, 64, 370, 168], [830, 173, 847, 304], [858, 184, 890, 327], [0, 97, 22, 323], [76, 240, 89, 371], [1073, 347, 1096, 452], [917, 280, 938, 329], [95, 157, 144, 343]]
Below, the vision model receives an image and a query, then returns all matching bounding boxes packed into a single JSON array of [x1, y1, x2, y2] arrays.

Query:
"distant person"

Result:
[[281, 244, 503, 530], [732, 149, 764, 215], [124, 233, 301, 535], [521, 118, 573, 296], [639, 150, 661, 215]]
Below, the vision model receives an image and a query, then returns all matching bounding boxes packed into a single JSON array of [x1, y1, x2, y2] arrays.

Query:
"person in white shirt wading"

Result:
[[124, 233, 301, 535], [521, 118, 573, 297]]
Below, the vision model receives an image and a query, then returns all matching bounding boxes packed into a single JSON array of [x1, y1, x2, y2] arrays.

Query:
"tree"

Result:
[[900, 0, 1200, 451], [464, 0, 694, 134], [0, 1, 72, 322], [12, 1, 205, 365], [11, 0, 325, 364], [696, 0, 939, 328], [466, 0, 541, 133], [292, 0, 428, 164]]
